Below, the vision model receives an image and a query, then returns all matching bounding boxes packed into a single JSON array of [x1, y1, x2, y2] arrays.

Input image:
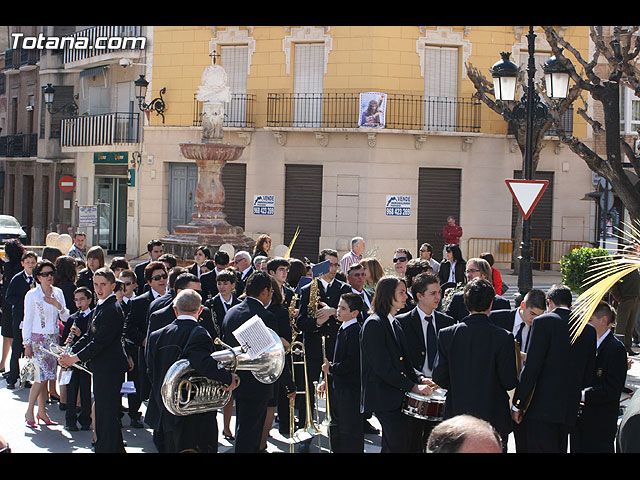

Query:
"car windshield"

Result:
[[0, 217, 21, 229]]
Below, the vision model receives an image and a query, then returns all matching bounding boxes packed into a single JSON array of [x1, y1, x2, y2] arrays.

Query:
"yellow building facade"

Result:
[[137, 25, 594, 271]]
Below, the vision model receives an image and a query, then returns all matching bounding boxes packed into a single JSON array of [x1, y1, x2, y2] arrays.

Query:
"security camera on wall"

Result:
[[119, 58, 132, 68]]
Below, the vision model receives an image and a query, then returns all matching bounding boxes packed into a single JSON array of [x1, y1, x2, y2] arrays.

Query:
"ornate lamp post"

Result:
[[491, 26, 570, 297]]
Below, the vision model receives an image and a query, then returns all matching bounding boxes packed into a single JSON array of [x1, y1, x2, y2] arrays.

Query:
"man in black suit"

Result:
[[397, 273, 454, 452], [444, 257, 510, 322], [205, 269, 240, 340], [59, 268, 130, 453], [570, 301, 628, 453], [222, 271, 279, 452], [296, 249, 352, 443], [511, 284, 596, 453], [146, 289, 238, 453], [233, 250, 254, 297], [117, 269, 138, 317], [360, 276, 436, 452], [489, 288, 546, 451], [432, 278, 518, 451], [124, 261, 168, 427], [346, 263, 373, 324], [134, 239, 164, 296], [266, 257, 295, 309], [61, 287, 94, 431], [4, 251, 37, 389], [199, 250, 231, 301], [490, 289, 546, 360]]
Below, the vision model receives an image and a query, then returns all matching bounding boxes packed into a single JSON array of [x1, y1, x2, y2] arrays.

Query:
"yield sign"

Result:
[[505, 179, 549, 220]]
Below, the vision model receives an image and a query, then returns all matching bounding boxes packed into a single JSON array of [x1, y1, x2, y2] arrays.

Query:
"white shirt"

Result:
[[22, 285, 70, 344], [351, 287, 371, 311], [339, 317, 359, 332], [177, 314, 198, 323], [416, 306, 436, 377], [447, 261, 457, 283], [319, 277, 333, 291], [428, 257, 440, 274], [512, 309, 531, 352], [216, 292, 235, 313], [97, 293, 116, 306]]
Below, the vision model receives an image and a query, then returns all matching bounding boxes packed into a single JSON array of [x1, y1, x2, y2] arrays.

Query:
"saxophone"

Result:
[[288, 294, 300, 347], [307, 278, 319, 319]]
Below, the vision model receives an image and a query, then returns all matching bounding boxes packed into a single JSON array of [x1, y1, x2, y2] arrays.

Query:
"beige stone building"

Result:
[[136, 26, 597, 272]]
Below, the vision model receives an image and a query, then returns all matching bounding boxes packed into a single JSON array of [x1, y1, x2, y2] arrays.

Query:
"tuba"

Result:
[[161, 328, 285, 416]]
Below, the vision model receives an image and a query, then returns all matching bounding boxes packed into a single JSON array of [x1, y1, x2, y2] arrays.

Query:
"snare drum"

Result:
[[401, 391, 445, 422]]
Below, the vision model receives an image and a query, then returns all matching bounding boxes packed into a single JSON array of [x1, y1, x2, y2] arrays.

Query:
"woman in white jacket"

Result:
[[23, 259, 70, 428]]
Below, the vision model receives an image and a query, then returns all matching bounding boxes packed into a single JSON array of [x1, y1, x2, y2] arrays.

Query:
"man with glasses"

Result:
[[444, 258, 510, 323], [419, 243, 440, 275], [393, 248, 412, 277], [233, 251, 254, 297], [134, 239, 164, 295], [124, 261, 169, 427]]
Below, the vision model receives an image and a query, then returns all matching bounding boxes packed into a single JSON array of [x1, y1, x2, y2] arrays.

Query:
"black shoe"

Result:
[[80, 424, 91, 431], [363, 420, 379, 435], [130, 418, 144, 429], [628, 349, 639, 356], [6, 382, 15, 390], [59, 403, 67, 411], [65, 424, 79, 432], [296, 441, 311, 453]]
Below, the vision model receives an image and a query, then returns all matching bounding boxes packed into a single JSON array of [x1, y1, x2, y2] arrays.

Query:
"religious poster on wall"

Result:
[[359, 92, 387, 128]]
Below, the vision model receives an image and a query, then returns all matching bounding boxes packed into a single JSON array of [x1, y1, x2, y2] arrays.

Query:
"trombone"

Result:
[[289, 339, 321, 451], [320, 335, 334, 428]]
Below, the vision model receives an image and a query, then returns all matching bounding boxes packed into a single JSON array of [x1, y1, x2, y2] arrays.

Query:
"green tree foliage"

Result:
[[560, 246, 612, 295]]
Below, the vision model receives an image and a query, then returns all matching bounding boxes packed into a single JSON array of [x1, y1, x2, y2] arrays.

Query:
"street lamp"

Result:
[[43, 83, 79, 117], [134, 74, 167, 124], [490, 26, 570, 298]]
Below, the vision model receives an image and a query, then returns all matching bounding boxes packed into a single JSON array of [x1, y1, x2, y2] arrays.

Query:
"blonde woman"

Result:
[[360, 257, 384, 290]]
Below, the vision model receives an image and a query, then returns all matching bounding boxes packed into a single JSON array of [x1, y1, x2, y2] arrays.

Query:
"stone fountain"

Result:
[[161, 59, 254, 259]]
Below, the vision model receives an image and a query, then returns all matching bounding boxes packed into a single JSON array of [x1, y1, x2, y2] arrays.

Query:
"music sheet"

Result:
[[232, 314, 276, 360]]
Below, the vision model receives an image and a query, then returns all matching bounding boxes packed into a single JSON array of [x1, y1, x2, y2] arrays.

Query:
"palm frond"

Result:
[[568, 220, 640, 343], [285, 227, 300, 259]]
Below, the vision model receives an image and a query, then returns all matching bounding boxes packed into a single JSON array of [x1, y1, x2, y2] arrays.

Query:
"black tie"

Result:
[[515, 322, 525, 347], [426, 315, 437, 371]]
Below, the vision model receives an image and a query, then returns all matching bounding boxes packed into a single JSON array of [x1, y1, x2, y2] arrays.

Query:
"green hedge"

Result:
[[559, 246, 612, 295]]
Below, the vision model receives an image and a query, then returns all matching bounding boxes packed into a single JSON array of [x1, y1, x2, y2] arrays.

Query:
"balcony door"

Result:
[[293, 43, 324, 127], [116, 81, 136, 143], [95, 176, 127, 253], [424, 46, 458, 132]]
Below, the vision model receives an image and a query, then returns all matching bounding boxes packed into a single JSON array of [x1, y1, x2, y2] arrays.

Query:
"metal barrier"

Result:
[[467, 237, 595, 271], [0, 245, 46, 259]]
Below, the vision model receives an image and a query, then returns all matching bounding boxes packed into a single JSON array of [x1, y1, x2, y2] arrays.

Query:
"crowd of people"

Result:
[[0, 221, 635, 454]]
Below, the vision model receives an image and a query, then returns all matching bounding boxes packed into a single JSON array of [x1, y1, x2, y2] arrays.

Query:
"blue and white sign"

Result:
[[385, 195, 411, 217], [253, 195, 275, 216]]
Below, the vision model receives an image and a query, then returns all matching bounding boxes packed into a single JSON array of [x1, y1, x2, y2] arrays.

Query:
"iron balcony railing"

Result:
[[62, 26, 145, 65], [508, 106, 574, 137], [0, 134, 38, 157], [60, 112, 139, 147], [192, 93, 256, 128], [266, 93, 482, 132]]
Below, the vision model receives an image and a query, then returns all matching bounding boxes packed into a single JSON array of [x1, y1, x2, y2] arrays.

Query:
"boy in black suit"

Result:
[[206, 268, 240, 336], [570, 301, 628, 453], [222, 271, 278, 453], [60, 268, 130, 453], [433, 278, 518, 451], [397, 273, 454, 452], [511, 284, 596, 453], [62, 287, 93, 431], [320, 293, 364, 452]]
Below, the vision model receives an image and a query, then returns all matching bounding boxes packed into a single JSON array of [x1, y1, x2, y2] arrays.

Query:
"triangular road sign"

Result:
[[505, 179, 549, 220]]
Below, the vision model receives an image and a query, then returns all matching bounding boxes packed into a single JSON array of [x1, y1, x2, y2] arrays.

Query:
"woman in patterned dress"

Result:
[[22, 259, 70, 427]]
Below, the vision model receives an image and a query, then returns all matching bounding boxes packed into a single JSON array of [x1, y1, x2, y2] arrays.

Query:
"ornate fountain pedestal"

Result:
[[160, 142, 254, 260]]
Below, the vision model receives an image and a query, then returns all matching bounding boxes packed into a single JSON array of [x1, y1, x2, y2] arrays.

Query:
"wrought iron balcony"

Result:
[[192, 93, 256, 128], [60, 112, 139, 148], [0, 134, 38, 157], [266, 93, 482, 132]]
